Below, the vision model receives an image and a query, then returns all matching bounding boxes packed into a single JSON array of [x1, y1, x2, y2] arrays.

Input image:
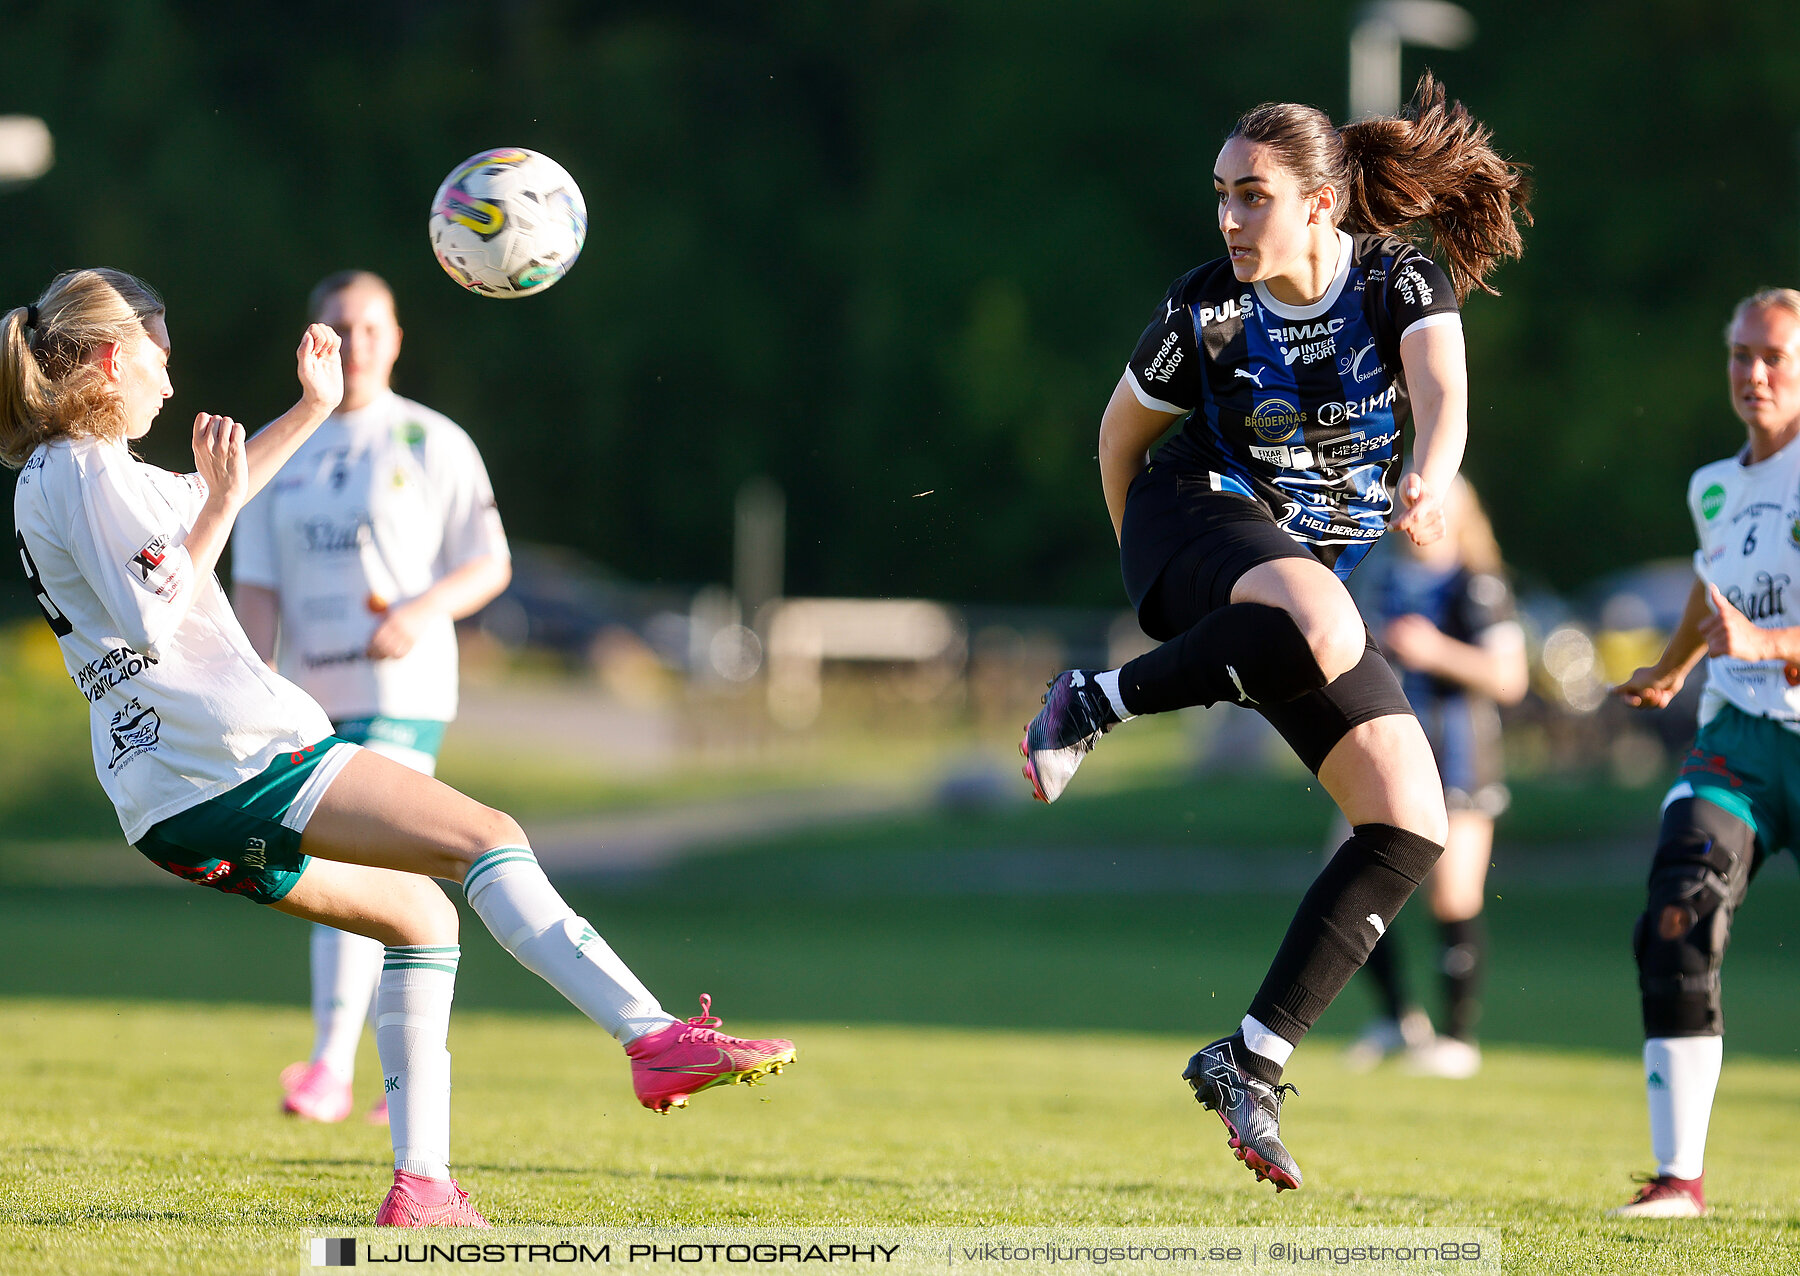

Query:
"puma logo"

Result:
[[1234, 367, 1266, 388]]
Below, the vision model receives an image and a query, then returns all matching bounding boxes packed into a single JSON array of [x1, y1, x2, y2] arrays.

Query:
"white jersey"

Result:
[[231, 392, 508, 722], [12, 438, 334, 842], [1688, 436, 1800, 728]]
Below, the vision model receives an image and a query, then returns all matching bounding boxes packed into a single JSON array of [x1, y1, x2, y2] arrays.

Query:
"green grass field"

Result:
[[3, 870, 1798, 1275], [6, 624, 1799, 1272]]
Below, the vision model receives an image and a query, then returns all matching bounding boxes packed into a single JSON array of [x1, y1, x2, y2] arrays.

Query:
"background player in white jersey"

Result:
[[1020, 76, 1529, 1190], [4, 268, 795, 1228], [233, 271, 512, 1125], [1611, 288, 1800, 1218], [1341, 478, 1528, 1079]]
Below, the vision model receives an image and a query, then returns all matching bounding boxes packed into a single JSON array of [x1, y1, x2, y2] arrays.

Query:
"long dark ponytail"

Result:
[[1230, 72, 1531, 302]]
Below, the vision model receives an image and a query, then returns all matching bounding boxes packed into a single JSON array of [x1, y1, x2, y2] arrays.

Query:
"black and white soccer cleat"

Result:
[[1019, 670, 1117, 803], [1183, 1037, 1303, 1191]]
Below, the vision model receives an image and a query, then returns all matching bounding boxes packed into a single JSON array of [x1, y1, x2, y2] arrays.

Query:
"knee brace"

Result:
[[1635, 797, 1757, 1037]]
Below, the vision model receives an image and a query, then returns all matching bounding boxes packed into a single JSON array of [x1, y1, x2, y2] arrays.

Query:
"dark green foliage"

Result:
[[3, 1, 1797, 601]]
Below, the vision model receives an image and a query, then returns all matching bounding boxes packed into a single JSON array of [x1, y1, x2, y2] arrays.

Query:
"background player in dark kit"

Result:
[[1022, 75, 1529, 1189], [1341, 478, 1528, 1080]]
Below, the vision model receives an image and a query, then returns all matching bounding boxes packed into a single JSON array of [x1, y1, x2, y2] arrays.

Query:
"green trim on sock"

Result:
[[462, 847, 537, 895], [382, 959, 461, 974]]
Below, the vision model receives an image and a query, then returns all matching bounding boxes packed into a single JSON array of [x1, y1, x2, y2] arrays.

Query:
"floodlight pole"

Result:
[[1348, 1, 1476, 119]]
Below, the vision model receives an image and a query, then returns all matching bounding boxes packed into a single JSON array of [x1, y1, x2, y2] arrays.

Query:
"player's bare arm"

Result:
[[242, 324, 343, 496], [1383, 612, 1528, 705], [1098, 377, 1178, 543], [366, 553, 512, 660], [1615, 575, 1710, 708], [1391, 320, 1469, 548]]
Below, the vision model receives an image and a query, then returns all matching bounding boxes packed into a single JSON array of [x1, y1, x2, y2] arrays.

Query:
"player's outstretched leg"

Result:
[[459, 847, 796, 1113], [1022, 603, 1331, 803], [303, 750, 797, 1111]]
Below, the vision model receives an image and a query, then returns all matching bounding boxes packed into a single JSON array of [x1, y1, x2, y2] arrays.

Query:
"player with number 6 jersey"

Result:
[[1611, 288, 1800, 1219]]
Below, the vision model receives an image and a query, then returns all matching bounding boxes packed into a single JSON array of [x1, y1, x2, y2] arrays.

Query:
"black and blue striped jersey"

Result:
[[1124, 231, 1460, 579]]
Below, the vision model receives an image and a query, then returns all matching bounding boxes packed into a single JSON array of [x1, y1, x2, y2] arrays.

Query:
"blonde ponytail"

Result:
[[0, 268, 165, 469]]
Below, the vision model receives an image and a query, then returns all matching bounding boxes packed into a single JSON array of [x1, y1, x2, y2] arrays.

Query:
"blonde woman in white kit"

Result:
[[5, 268, 795, 1227]]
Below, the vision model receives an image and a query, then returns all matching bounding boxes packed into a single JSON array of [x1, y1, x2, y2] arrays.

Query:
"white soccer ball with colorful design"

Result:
[[429, 148, 587, 298]]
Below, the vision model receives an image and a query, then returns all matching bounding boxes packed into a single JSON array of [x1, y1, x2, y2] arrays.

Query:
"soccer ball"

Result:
[[428, 148, 587, 298]]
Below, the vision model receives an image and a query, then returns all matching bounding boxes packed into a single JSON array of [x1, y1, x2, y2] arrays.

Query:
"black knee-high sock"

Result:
[[1437, 915, 1486, 1042], [1247, 824, 1443, 1051], [1118, 603, 1327, 715], [1361, 930, 1408, 1021]]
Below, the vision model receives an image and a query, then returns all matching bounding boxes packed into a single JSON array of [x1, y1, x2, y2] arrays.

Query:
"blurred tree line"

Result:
[[4, 0, 1800, 609]]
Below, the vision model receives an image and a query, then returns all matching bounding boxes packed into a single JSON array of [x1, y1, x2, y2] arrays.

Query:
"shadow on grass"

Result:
[[4, 872, 1797, 1059]]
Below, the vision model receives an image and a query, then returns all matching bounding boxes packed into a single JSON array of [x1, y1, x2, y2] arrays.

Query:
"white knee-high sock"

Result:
[[1645, 1036, 1723, 1179], [462, 847, 674, 1043], [310, 923, 387, 1079], [376, 946, 459, 1181]]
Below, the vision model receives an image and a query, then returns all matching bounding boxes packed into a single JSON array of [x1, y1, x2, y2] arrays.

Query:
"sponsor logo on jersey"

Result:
[[1317, 429, 1400, 464], [301, 516, 371, 553], [1338, 342, 1382, 383], [1233, 366, 1266, 388], [73, 645, 158, 703], [1700, 483, 1726, 521], [107, 698, 161, 770], [1248, 397, 1306, 444], [304, 648, 370, 669], [1266, 317, 1346, 367], [1724, 571, 1789, 623], [1197, 293, 1254, 328], [1140, 330, 1186, 384], [1250, 443, 1315, 468], [128, 534, 184, 599], [1315, 384, 1399, 428], [1396, 263, 1435, 307], [241, 837, 268, 869], [1266, 319, 1346, 344], [19, 451, 45, 486]]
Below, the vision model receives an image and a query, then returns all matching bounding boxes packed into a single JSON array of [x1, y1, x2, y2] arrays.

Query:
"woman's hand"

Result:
[[191, 413, 248, 511], [1698, 583, 1775, 661], [1613, 664, 1686, 709], [1390, 472, 1446, 546], [297, 323, 343, 415], [366, 599, 433, 660], [1382, 612, 1447, 671]]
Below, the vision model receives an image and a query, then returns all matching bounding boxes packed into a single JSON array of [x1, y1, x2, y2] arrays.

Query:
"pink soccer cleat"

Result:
[[626, 994, 796, 1113], [281, 1060, 354, 1123], [1608, 1173, 1706, 1218], [374, 1170, 491, 1227]]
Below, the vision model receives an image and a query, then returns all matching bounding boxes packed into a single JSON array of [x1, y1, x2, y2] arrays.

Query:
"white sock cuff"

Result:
[[1095, 669, 1134, 721], [1240, 1014, 1295, 1067], [463, 847, 541, 903]]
